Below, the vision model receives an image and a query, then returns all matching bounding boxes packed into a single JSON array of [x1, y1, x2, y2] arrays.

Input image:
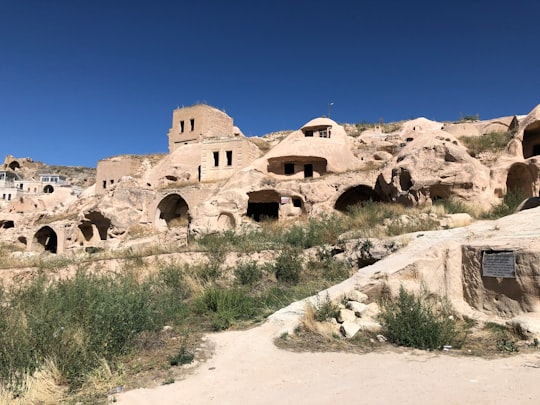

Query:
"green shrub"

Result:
[[313, 293, 340, 322], [194, 287, 259, 330], [168, 346, 195, 366], [379, 286, 458, 350], [234, 261, 263, 286], [272, 249, 303, 284], [483, 190, 526, 219]]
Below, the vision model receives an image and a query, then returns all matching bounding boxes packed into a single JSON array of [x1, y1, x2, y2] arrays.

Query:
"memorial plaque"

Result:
[[482, 251, 516, 278]]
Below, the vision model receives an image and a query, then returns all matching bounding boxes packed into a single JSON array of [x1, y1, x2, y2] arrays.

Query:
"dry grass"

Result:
[[0, 359, 67, 405]]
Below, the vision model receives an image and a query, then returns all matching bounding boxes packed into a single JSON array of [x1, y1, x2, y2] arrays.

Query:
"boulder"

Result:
[[340, 321, 361, 338]]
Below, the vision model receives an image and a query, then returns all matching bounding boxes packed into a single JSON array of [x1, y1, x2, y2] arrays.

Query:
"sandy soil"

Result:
[[115, 319, 540, 405]]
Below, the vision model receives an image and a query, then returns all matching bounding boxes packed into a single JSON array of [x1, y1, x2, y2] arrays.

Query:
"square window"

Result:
[[284, 163, 294, 175]]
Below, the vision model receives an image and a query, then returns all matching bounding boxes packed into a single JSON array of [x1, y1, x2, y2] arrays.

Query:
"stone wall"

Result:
[[200, 137, 259, 182], [462, 243, 540, 317]]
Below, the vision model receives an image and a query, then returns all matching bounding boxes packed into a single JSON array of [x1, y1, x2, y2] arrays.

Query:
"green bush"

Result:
[[194, 287, 259, 330], [234, 261, 263, 286], [379, 286, 458, 350], [313, 293, 340, 322], [272, 249, 303, 284], [483, 190, 527, 219]]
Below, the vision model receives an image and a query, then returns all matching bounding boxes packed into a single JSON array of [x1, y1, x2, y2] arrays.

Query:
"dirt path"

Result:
[[115, 320, 540, 404]]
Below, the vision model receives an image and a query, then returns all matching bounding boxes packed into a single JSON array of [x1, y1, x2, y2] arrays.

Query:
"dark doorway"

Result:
[[334, 185, 381, 212], [247, 190, 280, 222], [304, 164, 313, 178], [34, 226, 58, 253], [247, 202, 279, 222]]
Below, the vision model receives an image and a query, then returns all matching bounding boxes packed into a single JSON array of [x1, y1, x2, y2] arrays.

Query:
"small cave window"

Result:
[[284, 163, 295, 175], [190, 118, 195, 131], [213, 151, 220, 167], [226, 150, 233, 166], [292, 198, 302, 208], [102, 180, 107, 189], [304, 130, 313, 137], [180, 120, 185, 133], [110, 179, 114, 185]]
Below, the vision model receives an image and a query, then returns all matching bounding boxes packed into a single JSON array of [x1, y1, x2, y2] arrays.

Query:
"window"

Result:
[[304, 164, 313, 178], [284, 163, 295, 175], [190, 118, 195, 131], [110, 179, 114, 185], [226, 150, 233, 166], [319, 129, 328, 138], [7, 194, 11, 201], [213, 151, 219, 167], [180, 120, 185, 133], [304, 130, 313, 137], [103, 180, 107, 189]]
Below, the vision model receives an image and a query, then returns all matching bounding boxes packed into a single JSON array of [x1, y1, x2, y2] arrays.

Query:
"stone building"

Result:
[[167, 104, 235, 152]]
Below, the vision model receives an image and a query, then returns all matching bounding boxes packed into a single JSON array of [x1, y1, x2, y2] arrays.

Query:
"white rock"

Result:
[[355, 319, 382, 333], [337, 308, 357, 323], [346, 301, 368, 317], [340, 321, 361, 338], [347, 290, 368, 303]]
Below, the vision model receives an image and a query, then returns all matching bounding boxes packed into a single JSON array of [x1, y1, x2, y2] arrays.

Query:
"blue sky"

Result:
[[1, 0, 540, 167]]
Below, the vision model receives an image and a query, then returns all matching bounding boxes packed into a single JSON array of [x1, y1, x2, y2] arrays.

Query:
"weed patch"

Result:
[[379, 286, 459, 350]]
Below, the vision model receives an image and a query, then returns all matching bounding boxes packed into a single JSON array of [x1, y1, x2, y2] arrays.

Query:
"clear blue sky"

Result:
[[1, 0, 539, 167]]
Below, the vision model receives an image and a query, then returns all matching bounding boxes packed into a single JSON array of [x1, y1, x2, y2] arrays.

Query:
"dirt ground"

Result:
[[114, 319, 540, 405]]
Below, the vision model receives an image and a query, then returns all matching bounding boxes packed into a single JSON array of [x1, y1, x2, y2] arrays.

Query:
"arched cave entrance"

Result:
[[43, 185, 54, 194], [334, 185, 382, 212], [78, 211, 111, 243], [247, 190, 280, 222], [506, 163, 534, 198], [8, 161, 20, 170], [522, 122, 540, 159], [34, 226, 58, 253], [156, 193, 189, 228]]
